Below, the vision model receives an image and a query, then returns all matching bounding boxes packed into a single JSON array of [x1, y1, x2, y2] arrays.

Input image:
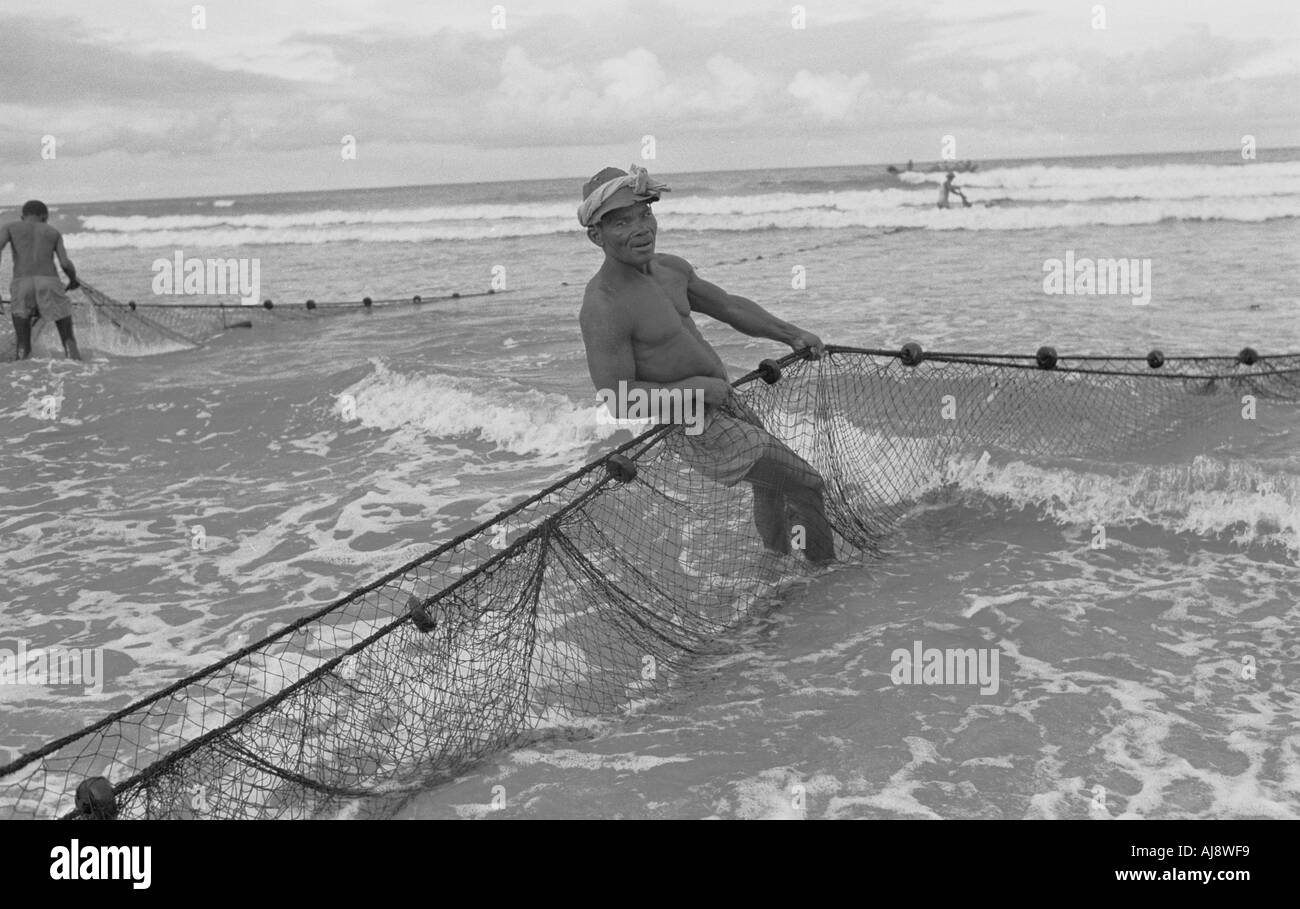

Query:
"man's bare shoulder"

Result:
[[653, 253, 696, 278], [3, 221, 59, 240], [580, 275, 628, 327], [581, 273, 611, 309]]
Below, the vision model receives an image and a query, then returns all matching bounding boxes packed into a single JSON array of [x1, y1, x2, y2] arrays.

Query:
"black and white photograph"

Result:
[[1, 0, 1296, 871]]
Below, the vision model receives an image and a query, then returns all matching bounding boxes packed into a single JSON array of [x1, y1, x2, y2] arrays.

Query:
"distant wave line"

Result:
[[65, 199, 1300, 248]]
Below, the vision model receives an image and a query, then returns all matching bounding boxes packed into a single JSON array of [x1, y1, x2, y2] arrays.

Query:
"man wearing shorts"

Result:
[[578, 165, 834, 563], [1, 200, 82, 360]]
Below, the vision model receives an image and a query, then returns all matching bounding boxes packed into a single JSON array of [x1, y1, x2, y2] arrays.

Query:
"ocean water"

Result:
[[2, 148, 1299, 818]]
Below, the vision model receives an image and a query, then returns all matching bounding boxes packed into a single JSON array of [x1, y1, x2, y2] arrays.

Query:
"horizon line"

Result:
[[5, 142, 1296, 210]]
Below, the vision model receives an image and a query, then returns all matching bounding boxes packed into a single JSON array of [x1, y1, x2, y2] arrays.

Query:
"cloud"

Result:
[[0, 15, 290, 105], [3, 0, 1298, 197], [597, 48, 670, 105], [0, 16, 320, 159], [788, 70, 873, 122], [1024, 59, 1082, 94], [696, 55, 764, 110], [476, 46, 777, 146], [1226, 47, 1300, 80]]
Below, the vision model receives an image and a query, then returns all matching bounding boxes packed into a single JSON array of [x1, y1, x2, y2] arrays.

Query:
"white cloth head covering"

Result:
[[577, 164, 671, 226]]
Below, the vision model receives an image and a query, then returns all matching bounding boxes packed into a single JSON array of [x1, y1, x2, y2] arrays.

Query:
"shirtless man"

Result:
[[937, 172, 970, 210], [1, 200, 82, 360], [578, 165, 834, 563]]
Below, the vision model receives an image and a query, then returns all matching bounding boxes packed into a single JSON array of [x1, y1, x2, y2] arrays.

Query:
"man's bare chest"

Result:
[[626, 269, 691, 345]]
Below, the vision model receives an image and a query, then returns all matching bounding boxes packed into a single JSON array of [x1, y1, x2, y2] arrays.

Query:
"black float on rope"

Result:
[[1147, 350, 1165, 369], [606, 453, 638, 483], [1035, 346, 1058, 370], [305, 299, 316, 310], [757, 359, 782, 384], [128, 301, 137, 311], [262, 299, 274, 310], [406, 595, 437, 633], [74, 776, 118, 820], [1237, 347, 1260, 365], [899, 342, 925, 366], [362, 297, 372, 307]]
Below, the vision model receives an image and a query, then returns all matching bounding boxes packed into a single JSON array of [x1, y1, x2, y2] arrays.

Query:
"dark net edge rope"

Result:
[[82, 287, 515, 311], [1, 282, 520, 360]]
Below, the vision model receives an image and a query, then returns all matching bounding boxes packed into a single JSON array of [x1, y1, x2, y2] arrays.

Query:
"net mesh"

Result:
[[0, 281, 506, 358], [2, 344, 1298, 819]]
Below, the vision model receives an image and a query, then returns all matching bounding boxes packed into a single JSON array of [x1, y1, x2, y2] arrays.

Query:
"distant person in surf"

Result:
[[0, 200, 82, 360], [937, 172, 971, 210], [577, 164, 835, 564]]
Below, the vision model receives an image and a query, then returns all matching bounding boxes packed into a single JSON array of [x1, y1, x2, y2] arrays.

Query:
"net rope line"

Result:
[[2, 343, 1299, 819], [0, 280, 514, 356], [835, 347, 1300, 381]]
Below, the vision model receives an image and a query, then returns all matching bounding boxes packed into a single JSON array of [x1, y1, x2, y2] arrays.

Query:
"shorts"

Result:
[[675, 393, 778, 487], [9, 276, 73, 322]]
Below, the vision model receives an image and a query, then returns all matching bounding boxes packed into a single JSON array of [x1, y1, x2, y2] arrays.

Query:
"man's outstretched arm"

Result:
[[658, 254, 823, 357]]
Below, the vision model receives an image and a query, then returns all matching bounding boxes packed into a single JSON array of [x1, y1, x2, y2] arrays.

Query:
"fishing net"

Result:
[[0, 281, 505, 359], [2, 343, 1298, 819]]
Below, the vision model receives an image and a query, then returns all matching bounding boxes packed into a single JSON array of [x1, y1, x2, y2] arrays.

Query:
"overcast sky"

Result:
[[3, 0, 1297, 202]]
